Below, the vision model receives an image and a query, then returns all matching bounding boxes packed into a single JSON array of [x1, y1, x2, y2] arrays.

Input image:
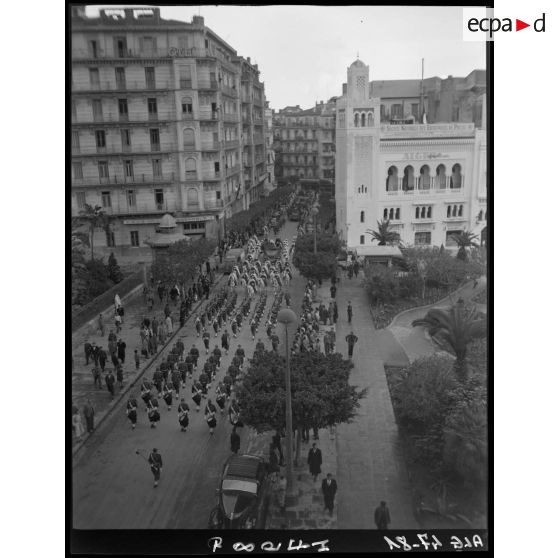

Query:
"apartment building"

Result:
[[71, 7, 267, 262], [335, 59, 487, 252], [264, 101, 275, 193], [272, 100, 336, 189]]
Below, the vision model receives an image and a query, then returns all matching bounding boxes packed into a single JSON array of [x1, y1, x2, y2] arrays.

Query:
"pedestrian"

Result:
[[221, 330, 230, 355], [126, 395, 138, 429], [178, 398, 190, 432], [250, 319, 257, 340], [166, 314, 173, 337], [148, 448, 163, 488], [269, 442, 280, 483], [98, 348, 107, 372], [97, 313, 105, 336], [115, 312, 122, 334], [347, 301, 353, 323], [307, 443, 322, 482], [116, 363, 124, 388], [276, 475, 287, 511], [229, 399, 243, 427], [72, 409, 85, 441], [105, 369, 116, 398], [333, 301, 338, 324], [162, 381, 174, 410], [374, 501, 391, 530], [191, 380, 203, 412], [321, 473, 337, 516], [140, 379, 152, 410], [83, 399, 95, 433], [345, 331, 358, 358], [92, 365, 102, 389], [329, 327, 336, 353], [117, 339, 126, 363], [205, 398, 218, 435], [202, 331, 211, 354], [84, 340, 92, 365], [230, 426, 240, 454]]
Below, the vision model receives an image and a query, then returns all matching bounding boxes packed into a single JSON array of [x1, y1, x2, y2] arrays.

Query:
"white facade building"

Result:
[[335, 60, 487, 251]]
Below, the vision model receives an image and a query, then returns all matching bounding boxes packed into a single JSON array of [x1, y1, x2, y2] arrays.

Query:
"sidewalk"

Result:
[[71, 260, 222, 455]]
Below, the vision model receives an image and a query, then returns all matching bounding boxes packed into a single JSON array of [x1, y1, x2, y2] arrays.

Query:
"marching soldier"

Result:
[[231, 320, 238, 338], [147, 396, 160, 428], [148, 448, 163, 488], [162, 381, 174, 410], [195, 315, 202, 337], [178, 361, 188, 388], [221, 329, 230, 355], [171, 368, 181, 399], [212, 318, 219, 337], [202, 330, 211, 355], [255, 338, 265, 353], [215, 382, 226, 414], [229, 399, 243, 428], [212, 345, 222, 369], [105, 369, 116, 399], [140, 379, 152, 411], [126, 395, 138, 429], [205, 398, 218, 435], [199, 371, 209, 397], [190, 345, 200, 370], [178, 398, 190, 432], [223, 374, 232, 400], [152, 367, 163, 397], [191, 379, 203, 412], [185, 353, 194, 379]]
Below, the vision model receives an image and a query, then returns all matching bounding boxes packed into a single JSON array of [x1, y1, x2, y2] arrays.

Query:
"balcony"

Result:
[[72, 172, 175, 187], [71, 80, 172, 93], [201, 141, 220, 151], [198, 79, 218, 90], [252, 134, 264, 144], [204, 199, 224, 210], [73, 111, 174, 125], [72, 46, 225, 62], [385, 176, 464, 195], [199, 110, 219, 121], [226, 164, 241, 176], [87, 200, 180, 217], [224, 113, 239, 122], [75, 142, 175, 156], [221, 84, 238, 98], [179, 79, 192, 89], [224, 139, 240, 149]]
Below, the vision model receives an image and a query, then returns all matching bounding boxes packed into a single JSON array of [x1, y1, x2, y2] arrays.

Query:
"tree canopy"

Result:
[[366, 219, 400, 246], [235, 350, 366, 434]]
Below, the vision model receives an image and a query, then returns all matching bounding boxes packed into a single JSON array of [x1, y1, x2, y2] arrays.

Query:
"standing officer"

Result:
[[126, 394, 138, 429], [178, 398, 190, 432], [347, 301, 353, 324], [148, 448, 163, 488], [345, 331, 358, 359]]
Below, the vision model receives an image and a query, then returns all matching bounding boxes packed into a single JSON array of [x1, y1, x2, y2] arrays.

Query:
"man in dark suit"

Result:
[[321, 473, 337, 516], [307, 443, 322, 482], [84, 341, 92, 365], [374, 501, 391, 529], [148, 448, 163, 488]]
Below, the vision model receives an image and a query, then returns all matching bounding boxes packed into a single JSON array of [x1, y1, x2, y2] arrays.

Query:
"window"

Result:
[[187, 188, 199, 206], [395, 208, 400, 220], [148, 97, 157, 115], [391, 104, 403, 119], [216, 191, 221, 200], [415, 205, 432, 220], [89, 40, 98, 58], [118, 98, 128, 117], [411, 103, 419, 121], [72, 131, 80, 149], [106, 229, 115, 247], [73, 162, 83, 179], [115, 67, 126, 88], [185, 157, 196, 177], [76, 191, 86, 209], [98, 161, 109, 179], [130, 231, 139, 247], [152, 158, 162, 177], [446, 230, 461, 246], [183, 128, 195, 148], [115, 36, 127, 57], [354, 113, 359, 127], [149, 128, 160, 150], [124, 160, 134, 178], [450, 163, 462, 189], [214, 162, 220, 173], [179, 65, 192, 88], [89, 68, 100, 87], [403, 166, 414, 191], [360, 235, 365, 245], [386, 166, 398, 192], [360, 211, 365, 223], [380, 104, 386, 121], [127, 189, 136, 206], [92, 99, 103, 120], [154, 188, 164, 208], [415, 232, 431, 246], [140, 36, 156, 56], [182, 97, 193, 115], [389, 208, 394, 220], [145, 67, 155, 88], [121, 129, 131, 149], [101, 191, 112, 208]]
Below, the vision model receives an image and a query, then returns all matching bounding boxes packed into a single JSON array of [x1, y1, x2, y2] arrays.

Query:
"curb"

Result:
[[72, 272, 226, 461], [386, 276, 486, 330]]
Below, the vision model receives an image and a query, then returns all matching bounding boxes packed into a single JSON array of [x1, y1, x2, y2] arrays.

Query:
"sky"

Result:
[[86, 5, 486, 110]]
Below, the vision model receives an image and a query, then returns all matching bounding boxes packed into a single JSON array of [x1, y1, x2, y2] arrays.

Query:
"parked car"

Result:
[[208, 454, 271, 529], [222, 248, 246, 274]]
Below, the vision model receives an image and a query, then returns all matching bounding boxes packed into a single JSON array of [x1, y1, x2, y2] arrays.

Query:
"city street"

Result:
[[72, 221, 300, 529]]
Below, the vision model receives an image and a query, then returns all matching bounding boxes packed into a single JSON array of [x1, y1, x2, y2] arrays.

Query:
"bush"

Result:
[[107, 252, 124, 284], [83, 258, 113, 301]]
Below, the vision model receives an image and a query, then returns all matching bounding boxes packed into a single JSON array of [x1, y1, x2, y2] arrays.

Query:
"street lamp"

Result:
[[311, 204, 319, 255], [277, 307, 298, 501]]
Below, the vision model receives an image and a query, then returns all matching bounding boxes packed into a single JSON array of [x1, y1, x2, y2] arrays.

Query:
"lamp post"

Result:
[[277, 307, 298, 500], [311, 204, 319, 255]]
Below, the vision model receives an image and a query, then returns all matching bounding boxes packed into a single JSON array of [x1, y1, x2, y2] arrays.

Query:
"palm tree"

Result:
[[412, 298, 487, 382], [366, 219, 400, 246], [450, 230, 479, 262], [78, 204, 109, 260]]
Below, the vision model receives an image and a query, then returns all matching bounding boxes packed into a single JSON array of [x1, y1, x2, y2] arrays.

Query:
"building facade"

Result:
[[264, 101, 275, 193], [272, 100, 336, 188], [335, 60, 487, 252], [71, 7, 267, 262]]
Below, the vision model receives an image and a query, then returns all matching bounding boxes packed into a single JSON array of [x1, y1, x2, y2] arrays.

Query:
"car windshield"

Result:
[[221, 490, 256, 518]]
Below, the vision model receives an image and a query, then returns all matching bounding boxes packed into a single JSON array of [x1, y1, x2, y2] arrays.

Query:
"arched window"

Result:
[[360, 211, 365, 223], [354, 113, 359, 127], [360, 235, 365, 245], [447, 205, 452, 218], [361, 113, 366, 127], [383, 208, 388, 219], [187, 187, 199, 206], [395, 208, 400, 220], [415, 207, 420, 219], [403, 166, 415, 191], [458, 204, 463, 217], [436, 164, 447, 189], [452, 205, 457, 217], [367, 112, 373, 126], [389, 208, 394, 220], [419, 165, 431, 190], [386, 166, 398, 192], [185, 157, 196, 178], [450, 163, 462, 189], [427, 206, 432, 218], [181, 96, 193, 116], [183, 128, 195, 149], [421, 206, 426, 218]]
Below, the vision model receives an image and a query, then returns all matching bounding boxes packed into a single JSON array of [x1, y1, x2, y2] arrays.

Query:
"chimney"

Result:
[[247, 57, 251, 64], [192, 15, 204, 25]]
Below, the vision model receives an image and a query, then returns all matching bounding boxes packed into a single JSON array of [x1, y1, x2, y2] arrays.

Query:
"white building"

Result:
[[335, 59, 487, 251]]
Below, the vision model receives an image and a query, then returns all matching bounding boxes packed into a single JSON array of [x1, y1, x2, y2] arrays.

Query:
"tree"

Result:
[[107, 252, 124, 284], [235, 350, 366, 448], [363, 264, 402, 305], [294, 232, 341, 256], [293, 251, 337, 283], [411, 299, 487, 382], [71, 218, 90, 306], [366, 219, 400, 246], [82, 258, 113, 301], [78, 204, 110, 260], [450, 230, 479, 262]]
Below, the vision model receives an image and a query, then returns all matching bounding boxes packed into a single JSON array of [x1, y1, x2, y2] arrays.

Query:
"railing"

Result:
[[73, 46, 222, 61], [75, 143, 175, 155], [72, 80, 171, 92], [72, 200, 180, 217], [204, 199, 224, 209], [203, 171, 221, 180], [224, 140, 240, 149], [221, 84, 238, 98], [74, 111, 174, 124], [252, 135, 264, 144], [226, 164, 241, 176], [185, 171, 198, 180], [198, 80, 218, 90], [72, 172, 175, 186], [224, 113, 239, 122], [179, 79, 192, 89], [201, 141, 220, 150]]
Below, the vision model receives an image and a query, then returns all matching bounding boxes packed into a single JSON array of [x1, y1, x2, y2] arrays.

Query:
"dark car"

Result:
[[208, 454, 271, 529]]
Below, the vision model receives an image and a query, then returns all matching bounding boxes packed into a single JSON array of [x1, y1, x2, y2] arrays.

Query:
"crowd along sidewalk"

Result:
[[71, 259, 223, 457]]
